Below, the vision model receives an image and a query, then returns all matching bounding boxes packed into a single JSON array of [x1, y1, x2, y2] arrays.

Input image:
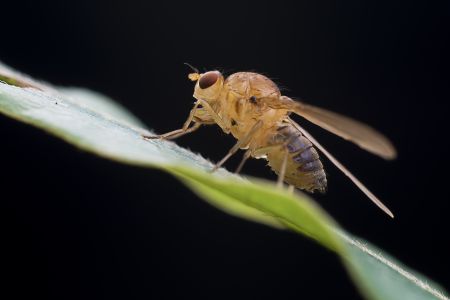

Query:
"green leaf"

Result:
[[0, 62, 448, 300]]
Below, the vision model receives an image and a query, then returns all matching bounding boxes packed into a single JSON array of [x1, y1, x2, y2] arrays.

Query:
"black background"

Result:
[[1, 1, 449, 299]]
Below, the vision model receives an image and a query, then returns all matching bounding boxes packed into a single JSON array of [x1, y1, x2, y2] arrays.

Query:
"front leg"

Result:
[[197, 99, 231, 133], [147, 122, 202, 140], [143, 102, 201, 140]]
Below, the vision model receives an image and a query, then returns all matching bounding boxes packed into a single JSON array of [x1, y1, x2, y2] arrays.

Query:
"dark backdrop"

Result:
[[1, 1, 449, 299]]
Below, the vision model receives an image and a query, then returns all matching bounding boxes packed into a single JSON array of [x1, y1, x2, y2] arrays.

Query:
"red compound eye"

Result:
[[199, 71, 220, 89]]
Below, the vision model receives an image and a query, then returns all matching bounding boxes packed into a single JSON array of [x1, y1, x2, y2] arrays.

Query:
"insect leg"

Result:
[[287, 185, 295, 194], [211, 120, 263, 172], [236, 142, 291, 174], [249, 138, 297, 188], [143, 102, 201, 139], [161, 122, 201, 140], [198, 99, 230, 133], [235, 150, 251, 174], [277, 150, 289, 188]]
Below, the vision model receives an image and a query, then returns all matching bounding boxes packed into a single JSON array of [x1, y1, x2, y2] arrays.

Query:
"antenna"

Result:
[[184, 62, 199, 74]]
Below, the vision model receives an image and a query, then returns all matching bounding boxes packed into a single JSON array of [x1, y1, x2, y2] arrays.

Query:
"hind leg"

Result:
[[287, 184, 295, 194], [277, 150, 289, 188]]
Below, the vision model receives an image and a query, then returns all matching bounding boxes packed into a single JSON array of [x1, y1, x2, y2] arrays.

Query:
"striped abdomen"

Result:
[[266, 124, 327, 193]]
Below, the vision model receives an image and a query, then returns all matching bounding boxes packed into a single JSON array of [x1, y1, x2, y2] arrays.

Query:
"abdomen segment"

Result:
[[266, 125, 327, 193]]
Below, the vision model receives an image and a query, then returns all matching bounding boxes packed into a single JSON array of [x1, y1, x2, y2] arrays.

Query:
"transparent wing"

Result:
[[269, 96, 397, 160], [287, 117, 394, 218]]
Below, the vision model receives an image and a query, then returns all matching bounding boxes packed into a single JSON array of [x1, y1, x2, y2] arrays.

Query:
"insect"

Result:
[[144, 67, 397, 217]]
